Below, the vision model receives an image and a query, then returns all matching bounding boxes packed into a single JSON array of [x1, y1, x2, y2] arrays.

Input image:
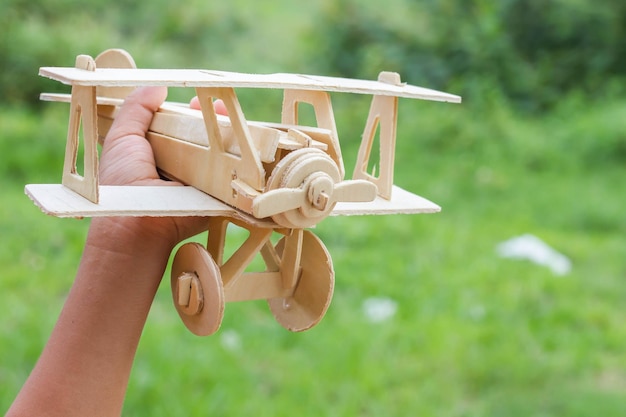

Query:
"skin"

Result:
[[7, 87, 222, 416]]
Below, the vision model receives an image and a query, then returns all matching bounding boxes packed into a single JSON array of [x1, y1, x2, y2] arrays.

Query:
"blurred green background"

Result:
[[2, 0, 626, 415]]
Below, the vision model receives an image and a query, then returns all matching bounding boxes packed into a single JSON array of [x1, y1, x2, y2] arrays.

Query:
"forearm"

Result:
[[8, 217, 175, 417], [7, 86, 209, 415]]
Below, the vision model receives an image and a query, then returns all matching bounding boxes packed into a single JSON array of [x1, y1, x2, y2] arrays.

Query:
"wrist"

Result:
[[86, 217, 178, 259]]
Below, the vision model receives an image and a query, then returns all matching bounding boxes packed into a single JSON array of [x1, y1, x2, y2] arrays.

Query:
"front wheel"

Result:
[[171, 242, 224, 336], [268, 230, 335, 332]]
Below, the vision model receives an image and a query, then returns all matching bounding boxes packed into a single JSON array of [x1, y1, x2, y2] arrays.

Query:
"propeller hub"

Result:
[[306, 173, 334, 211]]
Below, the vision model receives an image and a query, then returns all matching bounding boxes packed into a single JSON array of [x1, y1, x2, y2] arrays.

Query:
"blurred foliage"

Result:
[[307, 0, 626, 112], [0, 0, 265, 106], [2, 0, 625, 113]]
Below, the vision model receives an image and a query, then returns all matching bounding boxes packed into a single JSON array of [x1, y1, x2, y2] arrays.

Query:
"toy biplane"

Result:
[[27, 49, 461, 336]]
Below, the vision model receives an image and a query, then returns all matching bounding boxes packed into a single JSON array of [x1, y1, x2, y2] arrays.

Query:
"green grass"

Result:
[[2, 93, 626, 416]]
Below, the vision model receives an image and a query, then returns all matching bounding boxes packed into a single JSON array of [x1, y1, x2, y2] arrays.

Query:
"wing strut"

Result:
[[353, 72, 400, 200], [62, 54, 99, 203]]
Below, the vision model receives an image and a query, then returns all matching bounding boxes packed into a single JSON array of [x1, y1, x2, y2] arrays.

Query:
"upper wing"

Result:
[[38, 67, 461, 103]]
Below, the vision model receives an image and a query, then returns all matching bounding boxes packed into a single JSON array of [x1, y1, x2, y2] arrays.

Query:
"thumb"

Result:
[[104, 86, 168, 147]]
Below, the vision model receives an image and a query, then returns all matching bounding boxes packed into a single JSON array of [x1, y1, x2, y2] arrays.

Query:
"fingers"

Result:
[[189, 97, 228, 115], [189, 96, 201, 110], [105, 86, 168, 147]]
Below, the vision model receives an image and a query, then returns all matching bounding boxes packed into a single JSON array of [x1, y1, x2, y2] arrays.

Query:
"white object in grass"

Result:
[[496, 234, 572, 276], [363, 297, 398, 323]]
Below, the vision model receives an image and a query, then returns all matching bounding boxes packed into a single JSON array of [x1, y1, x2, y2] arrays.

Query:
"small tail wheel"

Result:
[[171, 242, 224, 336], [268, 230, 335, 332], [94, 49, 137, 99]]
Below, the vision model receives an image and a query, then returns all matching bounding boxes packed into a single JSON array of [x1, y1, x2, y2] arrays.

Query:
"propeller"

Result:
[[252, 176, 377, 220]]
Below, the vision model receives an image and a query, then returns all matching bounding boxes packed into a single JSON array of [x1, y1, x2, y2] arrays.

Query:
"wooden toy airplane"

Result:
[[27, 49, 461, 336]]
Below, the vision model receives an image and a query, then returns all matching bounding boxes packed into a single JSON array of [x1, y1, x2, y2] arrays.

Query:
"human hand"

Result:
[[95, 86, 214, 250]]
